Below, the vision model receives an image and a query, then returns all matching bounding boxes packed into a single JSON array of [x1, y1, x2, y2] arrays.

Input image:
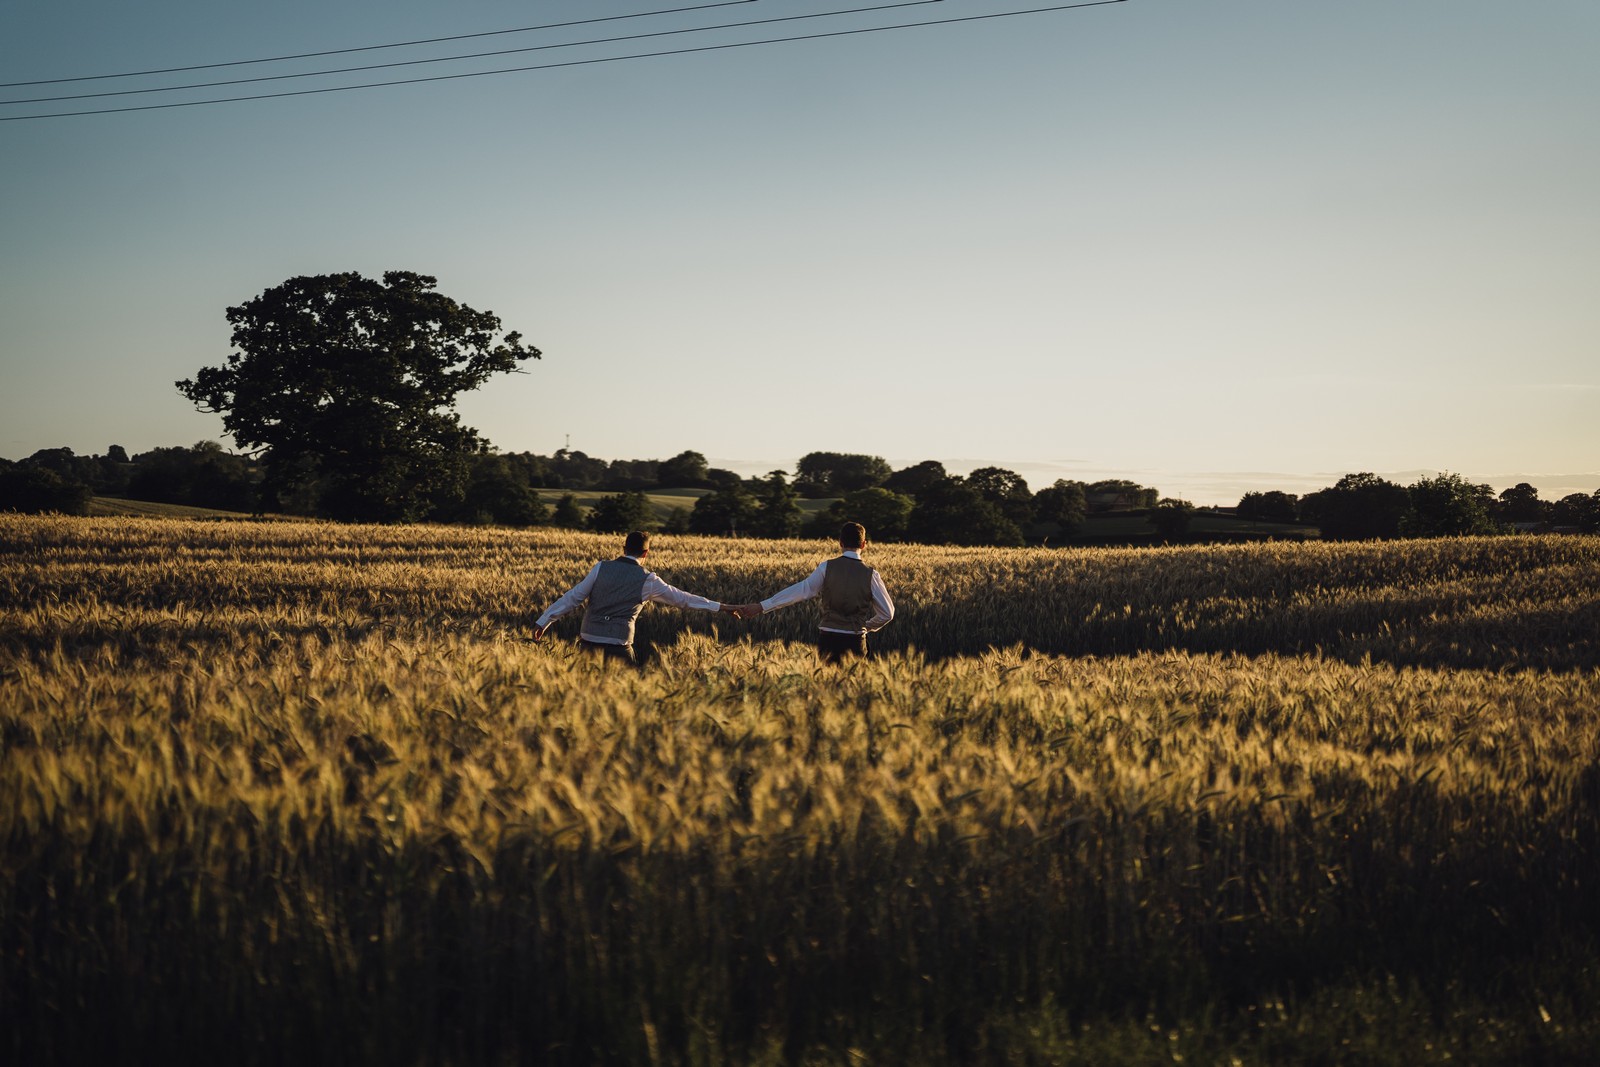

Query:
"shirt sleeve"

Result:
[[759, 562, 828, 613], [536, 562, 602, 628], [863, 570, 895, 631], [641, 572, 721, 613]]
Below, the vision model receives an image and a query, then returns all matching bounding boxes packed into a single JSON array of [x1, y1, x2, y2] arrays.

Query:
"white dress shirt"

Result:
[[536, 556, 722, 645], [759, 550, 895, 634]]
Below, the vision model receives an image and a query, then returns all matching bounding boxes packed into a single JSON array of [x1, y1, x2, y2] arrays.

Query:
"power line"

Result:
[[0, 1, 1129, 122], [3, 0, 944, 106], [0, 0, 758, 88]]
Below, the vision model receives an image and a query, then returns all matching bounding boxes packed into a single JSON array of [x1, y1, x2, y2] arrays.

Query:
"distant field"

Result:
[[534, 492, 1316, 541], [1079, 509, 1317, 541], [1189, 511, 1313, 536], [89, 491, 839, 525], [88, 493, 1307, 543], [90, 496, 253, 519]]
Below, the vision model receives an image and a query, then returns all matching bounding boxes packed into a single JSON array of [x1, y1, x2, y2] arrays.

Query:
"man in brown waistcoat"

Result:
[[532, 531, 735, 665], [730, 522, 894, 663]]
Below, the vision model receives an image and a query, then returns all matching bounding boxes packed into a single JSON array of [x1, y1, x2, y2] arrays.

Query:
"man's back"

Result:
[[819, 555, 876, 632], [742, 525, 894, 663], [582, 557, 649, 643]]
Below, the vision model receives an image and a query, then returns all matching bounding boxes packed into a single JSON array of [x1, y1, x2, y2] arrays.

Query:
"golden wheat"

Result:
[[5, 515, 1596, 668], [2, 514, 1597, 1065]]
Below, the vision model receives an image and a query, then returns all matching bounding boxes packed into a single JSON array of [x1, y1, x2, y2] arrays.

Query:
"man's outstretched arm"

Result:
[[732, 562, 828, 618], [642, 573, 722, 613], [532, 562, 602, 639]]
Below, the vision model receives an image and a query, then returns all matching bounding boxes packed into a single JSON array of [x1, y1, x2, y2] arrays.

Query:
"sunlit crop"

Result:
[[2, 516, 1597, 1064]]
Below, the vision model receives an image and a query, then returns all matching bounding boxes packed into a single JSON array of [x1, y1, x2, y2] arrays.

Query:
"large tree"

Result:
[[177, 271, 538, 522]]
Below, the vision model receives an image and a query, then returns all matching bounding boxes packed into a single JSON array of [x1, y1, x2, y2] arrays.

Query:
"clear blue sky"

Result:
[[3, 0, 1596, 505]]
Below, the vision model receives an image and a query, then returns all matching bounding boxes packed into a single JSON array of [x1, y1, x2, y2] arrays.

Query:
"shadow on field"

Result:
[[624, 596, 1600, 674], [6, 528, 1598, 674], [616, 535, 1600, 674], [8, 813, 1599, 1067], [6, 597, 1596, 676]]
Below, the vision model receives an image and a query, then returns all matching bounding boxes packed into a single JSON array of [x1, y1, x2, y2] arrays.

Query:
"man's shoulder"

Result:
[[596, 557, 649, 580]]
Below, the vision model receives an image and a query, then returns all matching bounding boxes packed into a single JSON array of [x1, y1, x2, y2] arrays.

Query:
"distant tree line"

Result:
[[0, 443, 1105, 545], [29, 270, 1578, 544], [0, 443, 260, 517], [1238, 473, 1600, 539], [4, 443, 1596, 546]]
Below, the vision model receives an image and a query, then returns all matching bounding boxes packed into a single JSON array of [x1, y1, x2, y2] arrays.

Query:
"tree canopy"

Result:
[[966, 467, 1035, 526], [1497, 482, 1545, 524], [814, 486, 916, 542], [794, 452, 892, 497], [1237, 490, 1299, 524], [1149, 498, 1196, 541], [1552, 492, 1600, 532], [882, 460, 948, 497], [177, 271, 538, 522], [1031, 480, 1088, 540], [690, 485, 759, 536], [1402, 473, 1500, 537], [0, 463, 92, 515], [1299, 473, 1411, 540], [19, 427, 1595, 549], [587, 491, 656, 534], [658, 451, 710, 488], [749, 471, 803, 539], [908, 479, 1024, 547]]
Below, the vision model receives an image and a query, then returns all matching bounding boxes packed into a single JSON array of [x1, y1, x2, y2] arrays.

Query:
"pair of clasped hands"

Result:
[[531, 599, 764, 642]]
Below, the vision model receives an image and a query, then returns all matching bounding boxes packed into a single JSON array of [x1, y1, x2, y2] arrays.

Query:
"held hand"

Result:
[[733, 602, 764, 620]]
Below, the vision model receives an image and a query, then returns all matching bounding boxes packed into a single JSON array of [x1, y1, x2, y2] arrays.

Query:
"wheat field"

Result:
[[3, 516, 1598, 1064]]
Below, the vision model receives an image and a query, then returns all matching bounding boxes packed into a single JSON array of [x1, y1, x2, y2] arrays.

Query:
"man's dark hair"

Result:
[[624, 531, 651, 556], [839, 522, 866, 549]]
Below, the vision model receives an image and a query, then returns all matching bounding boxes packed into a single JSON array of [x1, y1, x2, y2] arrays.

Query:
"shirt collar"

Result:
[[841, 550, 862, 560]]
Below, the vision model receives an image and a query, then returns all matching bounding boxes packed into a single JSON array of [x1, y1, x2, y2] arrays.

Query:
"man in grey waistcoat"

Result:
[[731, 522, 894, 663], [532, 531, 732, 665]]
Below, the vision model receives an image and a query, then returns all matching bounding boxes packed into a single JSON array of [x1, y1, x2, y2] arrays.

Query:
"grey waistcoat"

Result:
[[581, 557, 649, 644], [819, 556, 876, 632]]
